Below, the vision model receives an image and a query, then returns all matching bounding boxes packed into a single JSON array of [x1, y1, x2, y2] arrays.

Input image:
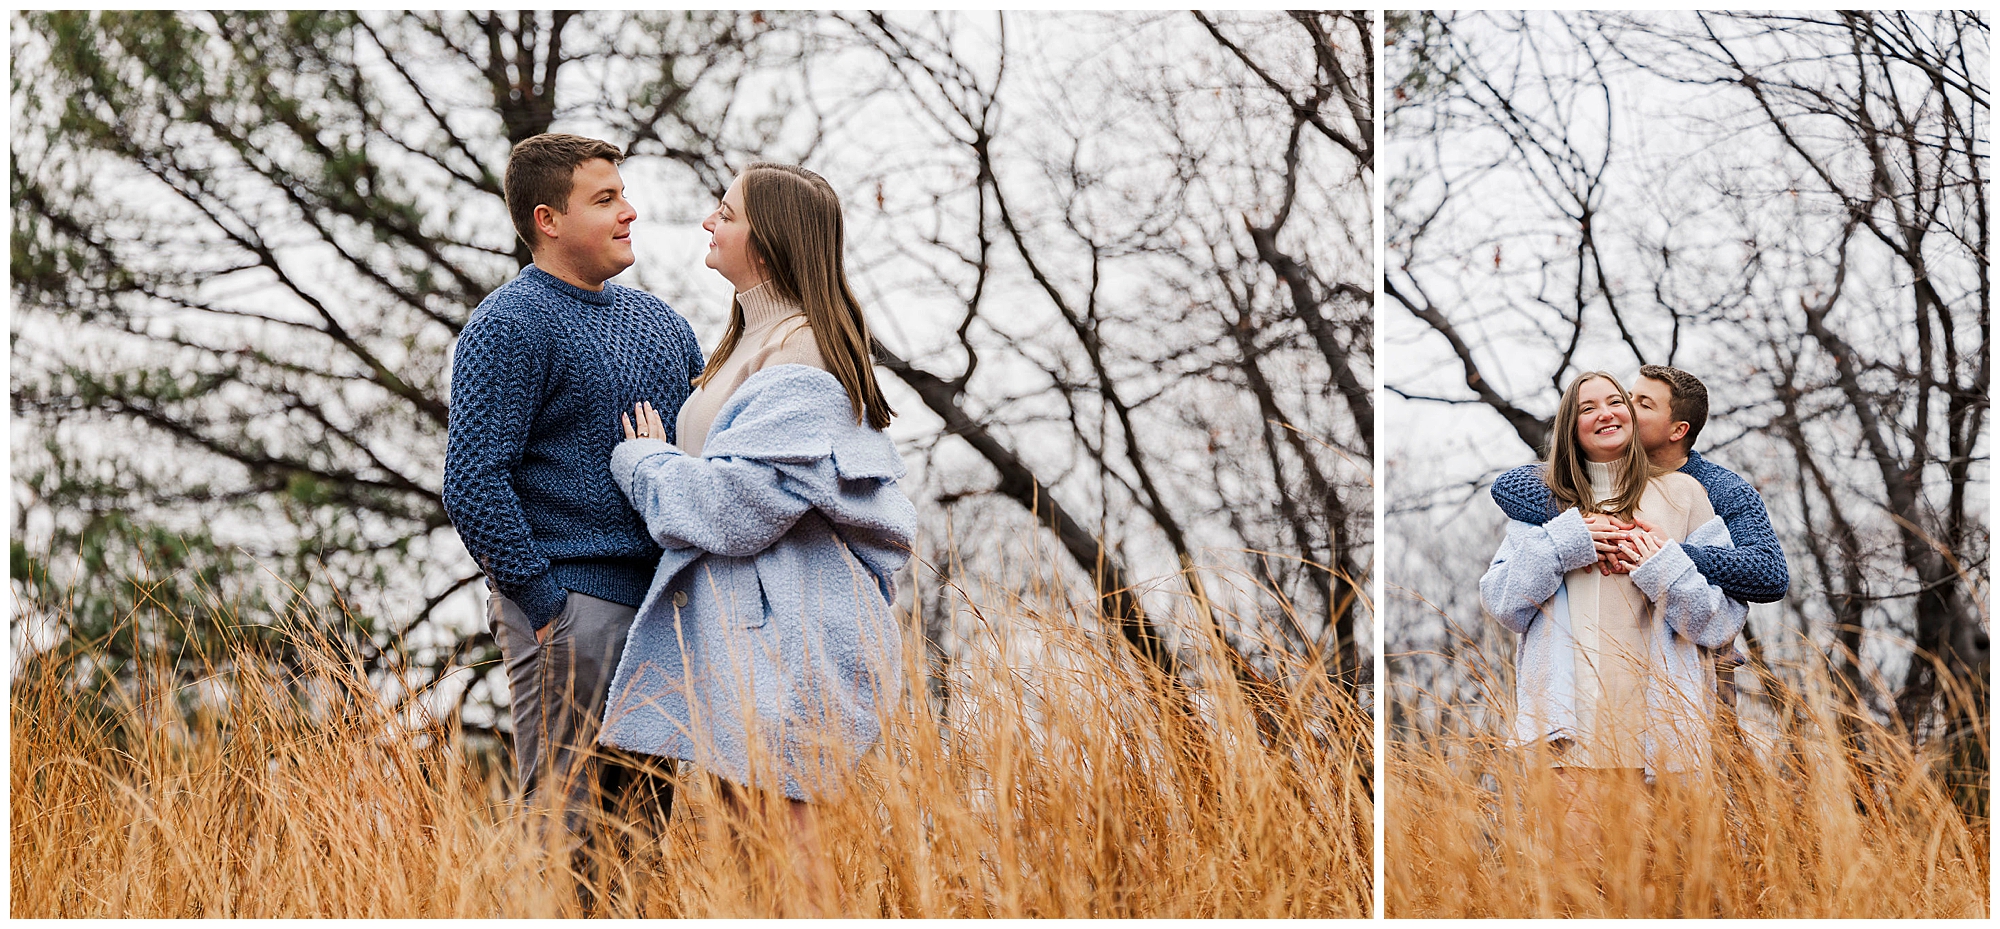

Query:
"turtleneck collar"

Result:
[[1584, 459, 1617, 506], [736, 280, 804, 330], [523, 264, 616, 306]]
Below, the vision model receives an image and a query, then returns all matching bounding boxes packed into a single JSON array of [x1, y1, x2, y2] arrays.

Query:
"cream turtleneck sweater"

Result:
[[1561, 456, 1715, 769], [1585, 459, 1616, 508], [674, 281, 826, 456], [1563, 456, 1648, 768]]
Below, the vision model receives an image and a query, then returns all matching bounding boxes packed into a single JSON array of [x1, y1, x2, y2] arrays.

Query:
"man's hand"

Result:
[[536, 622, 554, 645], [1585, 513, 1647, 574], [1583, 513, 1634, 556]]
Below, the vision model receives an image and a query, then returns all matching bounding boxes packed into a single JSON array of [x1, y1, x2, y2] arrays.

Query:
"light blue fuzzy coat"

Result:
[[1480, 507, 1748, 775], [597, 364, 914, 800]]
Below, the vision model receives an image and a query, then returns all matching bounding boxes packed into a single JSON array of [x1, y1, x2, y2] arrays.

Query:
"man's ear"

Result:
[[533, 203, 562, 242], [1669, 421, 1690, 445]]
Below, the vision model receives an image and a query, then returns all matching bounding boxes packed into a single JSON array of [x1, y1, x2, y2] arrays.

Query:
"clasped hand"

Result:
[[1582, 513, 1668, 575]]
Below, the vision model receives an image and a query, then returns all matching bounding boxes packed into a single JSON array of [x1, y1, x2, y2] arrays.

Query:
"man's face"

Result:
[[542, 158, 636, 284], [1630, 375, 1684, 454]]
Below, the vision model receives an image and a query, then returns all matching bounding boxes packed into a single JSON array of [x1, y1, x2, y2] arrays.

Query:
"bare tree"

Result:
[[11, 11, 1376, 744], [840, 11, 1373, 695], [10, 9, 793, 725], [1615, 11, 1988, 808], [1382, 11, 1986, 812]]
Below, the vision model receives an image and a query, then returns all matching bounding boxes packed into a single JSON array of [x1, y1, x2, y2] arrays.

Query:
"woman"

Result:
[[1479, 372, 1746, 843], [595, 163, 913, 873]]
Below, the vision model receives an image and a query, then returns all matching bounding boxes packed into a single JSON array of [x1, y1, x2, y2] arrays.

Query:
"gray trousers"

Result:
[[489, 589, 675, 874]]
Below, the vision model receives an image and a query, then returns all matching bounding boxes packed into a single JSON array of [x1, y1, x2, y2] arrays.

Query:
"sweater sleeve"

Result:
[[1680, 458, 1790, 604], [1491, 463, 1562, 525], [442, 312, 569, 629], [609, 438, 814, 557], [1630, 521, 1750, 649], [1480, 508, 1599, 634]]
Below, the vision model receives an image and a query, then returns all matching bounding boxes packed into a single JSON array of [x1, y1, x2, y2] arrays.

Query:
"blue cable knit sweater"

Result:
[[443, 265, 704, 629], [1490, 450, 1790, 603]]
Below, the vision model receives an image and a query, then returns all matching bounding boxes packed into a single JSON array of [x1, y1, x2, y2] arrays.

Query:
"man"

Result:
[[442, 133, 702, 874], [1491, 364, 1789, 604]]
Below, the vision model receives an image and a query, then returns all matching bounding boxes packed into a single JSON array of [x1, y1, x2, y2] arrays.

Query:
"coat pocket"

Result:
[[738, 560, 776, 630]]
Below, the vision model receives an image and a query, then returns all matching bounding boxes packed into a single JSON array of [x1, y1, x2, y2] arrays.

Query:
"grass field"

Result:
[[1387, 656, 1989, 918], [10, 580, 1371, 917]]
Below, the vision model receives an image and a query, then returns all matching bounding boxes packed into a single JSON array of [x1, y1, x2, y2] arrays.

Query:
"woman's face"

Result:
[[701, 176, 766, 292], [1573, 376, 1633, 463]]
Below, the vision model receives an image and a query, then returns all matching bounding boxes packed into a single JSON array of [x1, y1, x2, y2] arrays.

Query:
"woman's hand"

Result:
[[621, 401, 668, 442], [1582, 513, 1633, 555], [1621, 526, 1667, 565], [1583, 513, 1634, 575]]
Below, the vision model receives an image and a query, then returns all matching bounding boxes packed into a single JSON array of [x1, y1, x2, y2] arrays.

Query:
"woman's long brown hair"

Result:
[[696, 162, 895, 430], [1545, 371, 1651, 519]]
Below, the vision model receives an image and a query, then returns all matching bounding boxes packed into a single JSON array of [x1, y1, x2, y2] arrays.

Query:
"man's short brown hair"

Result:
[[504, 133, 626, 252], [1638, 363, 1708, 451]]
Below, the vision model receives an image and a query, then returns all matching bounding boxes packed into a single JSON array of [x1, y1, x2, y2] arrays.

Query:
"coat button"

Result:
[[672, 591, 688, 608]]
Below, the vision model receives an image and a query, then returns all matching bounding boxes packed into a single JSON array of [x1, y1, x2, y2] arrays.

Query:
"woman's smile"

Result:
[[1573, 376, 1633, 462]]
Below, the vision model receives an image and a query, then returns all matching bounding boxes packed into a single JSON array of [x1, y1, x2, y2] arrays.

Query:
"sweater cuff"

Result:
[[1546, 508, 1598, 572], [516, 574, 570, 632], [1631, 539, 1694, 600], [610, 437, 681, 498], [1491, 463, 1555, 524]]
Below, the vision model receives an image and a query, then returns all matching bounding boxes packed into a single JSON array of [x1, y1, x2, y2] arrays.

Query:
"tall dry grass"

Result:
[[10, 572, 1370, 917], [1388, 652, 1988, 917]]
